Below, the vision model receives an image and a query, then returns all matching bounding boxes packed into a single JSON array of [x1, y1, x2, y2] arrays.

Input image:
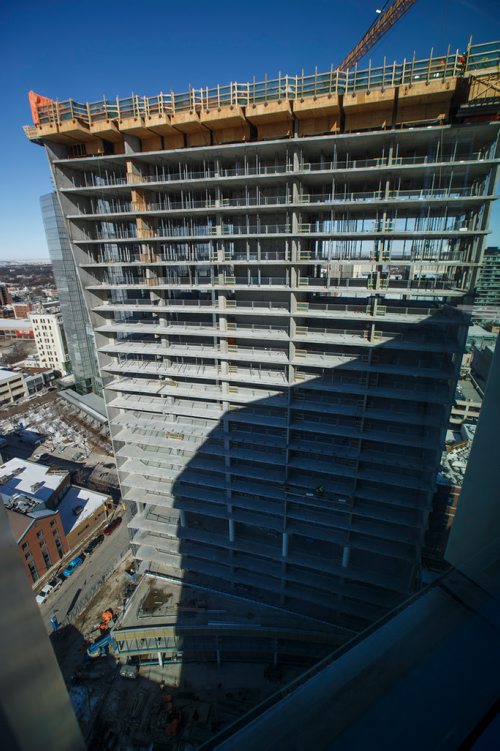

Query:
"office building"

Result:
[[29, 311, 70, 373], [474, 245, 500, 320], [41, 192, 102, 394], [26, 42, 499, 635]]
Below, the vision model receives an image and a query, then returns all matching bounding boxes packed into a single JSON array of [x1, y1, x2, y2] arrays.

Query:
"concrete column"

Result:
[[229, 519, 235, 543], [158, 652, 163, 667], [282, 532, 289, 558], [179, 509, 186, 527], [342, 545, 351, 568], [124, 134, 141, 154]]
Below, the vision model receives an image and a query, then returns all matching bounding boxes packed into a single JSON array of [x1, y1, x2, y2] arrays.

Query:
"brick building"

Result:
[[6, 506, 68, 582]]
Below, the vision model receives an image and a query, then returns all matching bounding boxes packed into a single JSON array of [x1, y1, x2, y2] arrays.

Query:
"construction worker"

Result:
[[315, 484, 325, 496]]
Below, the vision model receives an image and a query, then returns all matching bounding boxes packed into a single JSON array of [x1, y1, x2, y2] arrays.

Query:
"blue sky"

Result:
[[0, 0, 499, 260]]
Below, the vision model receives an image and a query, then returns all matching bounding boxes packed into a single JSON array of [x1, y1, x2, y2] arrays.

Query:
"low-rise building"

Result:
[[0, 318, 33, 340], [450, 379, 482, 426], [29, 311, 70, 374], [0, 284, 12, 307], [5, 499, 68, 582], [57, 485, 110, 549], [0, 457, 110, 584], [0, 458, 70, 508], [13, 302, 33, 319], [0, 368, 28, 406]]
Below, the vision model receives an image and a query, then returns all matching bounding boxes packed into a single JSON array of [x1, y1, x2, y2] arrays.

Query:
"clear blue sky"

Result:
[[0, 0, 499, 260]]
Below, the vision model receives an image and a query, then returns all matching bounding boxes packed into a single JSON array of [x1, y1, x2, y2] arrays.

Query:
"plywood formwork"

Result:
[[246, 100, 293, 139], [24, 42, 500, 152], [294, 94, 340, 136], [395, 78, 457, 126], [89, 119, 122, 143], [118, 116, 154, 139], [201, 106, 250, 144], [58, 119, 94, 141], [343, 88, 396, 131]]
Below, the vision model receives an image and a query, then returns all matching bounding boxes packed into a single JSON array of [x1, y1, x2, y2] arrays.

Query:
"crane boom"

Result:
[[338, 0, 417, 70]]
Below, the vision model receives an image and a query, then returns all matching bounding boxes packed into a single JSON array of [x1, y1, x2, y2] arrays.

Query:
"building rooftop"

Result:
[[0, 318, 32, 329], [59, 388, 107, 424], [467, 324, 496, 339], [0, 369, 22, 383], [118, 573, 337, 636], [57, 485, 108, 536], [5, 508, 34, 542], [0, 457, 68, 504], [456, 379, 482, 404]]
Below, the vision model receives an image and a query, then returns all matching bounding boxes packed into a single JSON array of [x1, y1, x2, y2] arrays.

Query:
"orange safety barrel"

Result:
[[28, 91, 55, 125]]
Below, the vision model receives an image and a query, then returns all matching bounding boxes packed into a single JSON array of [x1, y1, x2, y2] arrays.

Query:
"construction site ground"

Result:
[[0, 392, 118, 495], [51, 565, 307, 749]]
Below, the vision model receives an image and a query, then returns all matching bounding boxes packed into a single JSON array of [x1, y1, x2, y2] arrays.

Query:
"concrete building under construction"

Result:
[[26, 41, 500, 644]]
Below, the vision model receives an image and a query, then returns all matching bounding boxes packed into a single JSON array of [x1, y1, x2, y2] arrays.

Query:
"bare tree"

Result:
[[0, 341, 32, 365]]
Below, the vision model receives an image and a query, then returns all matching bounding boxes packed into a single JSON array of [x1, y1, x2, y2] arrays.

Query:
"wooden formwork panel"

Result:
[[89, 120, 122, 143], [32, 123, 74, 144], [246, 100, 293, 125], [170, 111, 208, 134], [84, 139, 105, 156], [200, 105, 246, 129], [131, 190, 147, 211], [344, 106, 393, 131], [144, 113, 176, 136], [118, 116, 153, 139], [343, 88, 396, 132], [298, 116, 339, 136], [141, 135, 163, 152], [293, 94, 340, 119], [398, 78, 457, 105], [58, 119, 94, 141], [256, 121, 293, 139], [163, 133, 185, 150], [396, 81, 456, 125], [187, 130, 212, 148], [213, 125, 251, 144], [396, 100, 450, 125]]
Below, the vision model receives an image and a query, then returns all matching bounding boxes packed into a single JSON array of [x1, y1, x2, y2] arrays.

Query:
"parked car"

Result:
[[63, 556, 84, 577], [84, 534, 105, 556], [47, 576, 62, 593], [35, 582, 55, 605], [103, 517, 122, 536]]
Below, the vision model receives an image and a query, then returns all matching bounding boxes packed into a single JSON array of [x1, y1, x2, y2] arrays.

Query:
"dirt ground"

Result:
[[51, 562, 305, 749]]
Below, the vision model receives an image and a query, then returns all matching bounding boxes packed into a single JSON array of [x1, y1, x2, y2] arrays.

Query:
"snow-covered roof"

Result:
[[0, 368, 23, 383], [57, 485, 108, 535], [0, 318, 33, 329], [0, 457, 68, 503]]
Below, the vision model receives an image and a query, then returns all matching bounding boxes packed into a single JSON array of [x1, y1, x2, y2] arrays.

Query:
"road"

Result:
[[39, 519, 130, 633]]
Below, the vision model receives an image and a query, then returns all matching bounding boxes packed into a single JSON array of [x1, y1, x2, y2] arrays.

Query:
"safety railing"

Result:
[[29, 41, 499, 129]]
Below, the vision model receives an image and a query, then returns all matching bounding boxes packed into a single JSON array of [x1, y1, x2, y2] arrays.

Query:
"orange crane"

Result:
[[338, 0, 417, 70]]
